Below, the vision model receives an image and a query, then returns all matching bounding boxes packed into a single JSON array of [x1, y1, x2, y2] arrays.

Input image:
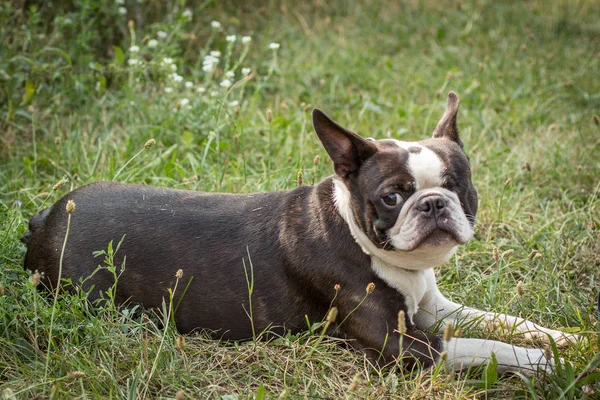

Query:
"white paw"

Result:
[[524, 330, 581, 348]]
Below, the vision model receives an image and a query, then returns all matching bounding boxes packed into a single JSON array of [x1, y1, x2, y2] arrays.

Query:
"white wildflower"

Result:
[[182, 9, 193, 19], [165, 87, 173, 93], [63, 18, 73, 25], [129, 101, 135, 106], [118, 7, 127, 15], [241, 67, 251, 76], [148, 39, 158, 48], [129, 45, 140, 53], [210, 90, 219, 97], [170, 64, 177, 71], [169, 73, 183, 82], [268, 42, 280, 50], [196, 86, 206, 93], [127, 58, 139, 66], [211, 20, 221, 29], [208, 131, 216, 140], [157, 31, 168, 39], [116, 0, 125, 4], [241, 36, 252, 44], [162, 57, 173, 65], [228, 100, 239, 107], [226, 35, 236, 42], [220, 79, 232, 88], [185, 81, 193, 88], [210, 51, 221, 57], [225, 70, 235, 79], [180, 98, 190, 108], [202, 54, 219, 72]]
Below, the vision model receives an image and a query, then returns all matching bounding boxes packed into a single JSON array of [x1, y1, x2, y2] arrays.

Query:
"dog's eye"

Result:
[[382, 193, 401, 206], [444, 176, 457, 191]]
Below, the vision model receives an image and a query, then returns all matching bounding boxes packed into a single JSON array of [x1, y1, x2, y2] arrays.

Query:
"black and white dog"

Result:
[[23, 92, 577, 373]]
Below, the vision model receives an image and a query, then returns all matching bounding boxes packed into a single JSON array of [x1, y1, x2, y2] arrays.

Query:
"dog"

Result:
[[23, 92, 577, 374]]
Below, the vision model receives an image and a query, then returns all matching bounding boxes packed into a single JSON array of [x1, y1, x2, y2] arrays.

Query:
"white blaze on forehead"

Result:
[[392, 141, 444, 190]]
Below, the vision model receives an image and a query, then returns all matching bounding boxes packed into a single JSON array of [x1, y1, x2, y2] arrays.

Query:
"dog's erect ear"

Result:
[[432, 92, 463, 148], [313, 109, 377, 178]]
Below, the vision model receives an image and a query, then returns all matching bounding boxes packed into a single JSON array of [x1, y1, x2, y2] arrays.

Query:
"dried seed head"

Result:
[[504, 178, 512, 187], [454, 327, 462, 338], [366, 282, 375, 294], [266, 108, 273, 123], [397, 310, 407, 335], [501, 249, 514, 259], [593, 114, 600, 127], [176, 269, 183, 279], [517, 280, 524, 296], [588, 221, 597, 230], [66, 371, 85, 380], [334, 283, 341, 292], [313, 155, 321, 166], [66, 199, 76, 214], [440, 351, 448, 361], [31, 271, 42, 287], [144, 138, 156, 149], [54, 136, 62, 145], [534, 252, 542, 259], [297, 171, 303, 186], [128, 20, 135, 29], [53, 177, 67, 191], [443, 322, 454, 342], [544, 346, 552, 361], [176, 335, 186, 350], [175, 390, 185, 400], [492, 247, 499, 262], [529, 215, 535, 223], [326, 307, 338, 323], [528, 250, 537, 260]]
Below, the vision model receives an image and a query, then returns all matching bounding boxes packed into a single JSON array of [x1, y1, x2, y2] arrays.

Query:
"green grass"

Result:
[[1, 0, 600, 398]]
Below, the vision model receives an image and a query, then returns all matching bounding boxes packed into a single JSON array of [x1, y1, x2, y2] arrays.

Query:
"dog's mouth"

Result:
[[391, 218, 471, 252], [418, 228, 457, 247]]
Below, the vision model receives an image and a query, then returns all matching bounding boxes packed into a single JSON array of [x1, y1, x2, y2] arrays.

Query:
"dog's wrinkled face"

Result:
[[314, 92, 478, 270]]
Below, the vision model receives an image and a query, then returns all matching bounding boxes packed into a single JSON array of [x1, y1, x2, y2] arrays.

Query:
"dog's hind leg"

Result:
[[414, 269, 581, 348]]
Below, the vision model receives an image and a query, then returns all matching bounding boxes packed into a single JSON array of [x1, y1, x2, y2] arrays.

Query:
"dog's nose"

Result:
[[416, 195, 448, 218]]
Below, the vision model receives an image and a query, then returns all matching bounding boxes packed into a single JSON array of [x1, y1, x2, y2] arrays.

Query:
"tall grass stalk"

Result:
[[43, 200, 75, 392]]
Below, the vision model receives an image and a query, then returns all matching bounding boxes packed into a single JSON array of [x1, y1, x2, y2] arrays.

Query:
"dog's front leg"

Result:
[[414, 269, 580, 347], [443, 337, 552, 375]]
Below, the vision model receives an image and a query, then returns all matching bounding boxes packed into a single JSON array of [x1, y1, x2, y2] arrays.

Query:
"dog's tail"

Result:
[[21, 208, 51, 246]]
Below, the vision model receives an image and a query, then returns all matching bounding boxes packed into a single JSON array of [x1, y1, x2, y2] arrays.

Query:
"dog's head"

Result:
[[313, 92, 478, 270]]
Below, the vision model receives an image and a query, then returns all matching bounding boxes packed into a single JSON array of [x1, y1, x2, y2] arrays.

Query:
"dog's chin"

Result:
[[392, 228, 462, 252], [417, 229, 457, 248]]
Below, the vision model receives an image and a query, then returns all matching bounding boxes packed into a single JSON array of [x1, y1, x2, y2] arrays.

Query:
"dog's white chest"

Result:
[[370, 258, 428, 321]]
